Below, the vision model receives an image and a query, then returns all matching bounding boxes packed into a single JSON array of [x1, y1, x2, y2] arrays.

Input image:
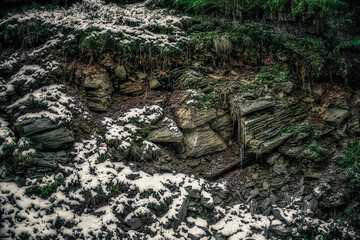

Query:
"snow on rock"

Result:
[[0, 52, 20, 72], [1, 0, 189, 49], [0, 64, 48, 100], [7, 84, 74, 126], [102, 105, 163, 159], [0, 118, 15, 155]]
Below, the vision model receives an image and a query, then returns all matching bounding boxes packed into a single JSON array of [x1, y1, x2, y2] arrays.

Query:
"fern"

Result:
[[334, 37, 360, 53]]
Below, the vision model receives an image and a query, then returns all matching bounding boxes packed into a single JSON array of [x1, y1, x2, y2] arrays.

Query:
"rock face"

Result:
[[184, 125, 227, 157], [147, 117, 183, 143], [30, 128, 74, 150], [6, 85, 75, 151], [210, 111, 233, 141], [231, 96, 275, 116], [231, 94, 306, 154], [175, 106, 217, 129], [173, 90, 231, 157], [82, 66, 113, 112]]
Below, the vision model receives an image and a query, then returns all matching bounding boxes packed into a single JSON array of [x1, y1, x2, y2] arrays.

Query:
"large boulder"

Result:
[[147, 117, 183, 143], [184, 125, 227, 157], [30, 127, 74, 150], [15, 118, 57, 136], [175, 106, 217, 129], [322, 108, 349, 125]]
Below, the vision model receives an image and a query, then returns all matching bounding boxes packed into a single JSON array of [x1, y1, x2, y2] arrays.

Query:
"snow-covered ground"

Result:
[[1, 0, 189, 49]]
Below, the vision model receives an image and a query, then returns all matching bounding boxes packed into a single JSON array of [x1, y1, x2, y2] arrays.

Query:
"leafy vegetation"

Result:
[[26, 178, 63, 199], [25, 98, 48, 110], [334, 37, 360, 53], [1, 138, 37, 170], [146, 25, 175, 34], [0, 21, 53, 49], [338, 140, 360, 228]]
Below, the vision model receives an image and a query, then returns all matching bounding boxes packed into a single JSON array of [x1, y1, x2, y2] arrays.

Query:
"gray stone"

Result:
[[213, 195, 222, 204], [175, 106, 217, 129], [33, 151, 67, 168], [119, 80, 143, 95], [258, 133, 292, 154], [270, 194, 277, 204], [15, 118, 57, 136], [171, 198, 189, 230], [250, 188, 260, 198], [260, 198, 271, 211], [280, 185, 289, 192], [275, 82, 293, 94], [126, 217, 142, 230], [273, 157, 288, 175], [322, 108, 349, 125], [30, 127, 74, 150], [209, 112, 233, 141], [266, 153, 282, 165], [186, 188, 201, 199], [263, 181, 270, 190], [250, 199, 258, 214], [184, 125, 227, 158], [270, 225, 292, 238], [147, 118, 183, 143], [231, 96, 275, 116], [201, 197, 214, 209]]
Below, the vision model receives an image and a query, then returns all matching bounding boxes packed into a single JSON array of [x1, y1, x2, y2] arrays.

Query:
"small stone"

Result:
[[126, 217, 142, 230], [304, 195, 313, 201], [263, 181, 270, 190], [266, 153, 281, 165], [149, 78, 161, 89], [322, 108, 349, 125], [263, 206, 272, 216], [171, 198, 189, 230], [244, 182, 255, 188], [188, 159, 201, 168], [114, 65, 127, 81], [136, 71, 147, 80], [252, 173, 259, 180], [280, 185, 289, 192], [260, 198, 272, 211], [270, 194, 277, 204], [302, 97, 315, 104], [250, 188, 260, 198], [213, 195, 222, 204], [186, 188, 201, 199]]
